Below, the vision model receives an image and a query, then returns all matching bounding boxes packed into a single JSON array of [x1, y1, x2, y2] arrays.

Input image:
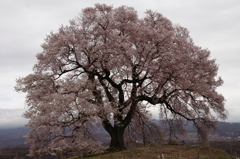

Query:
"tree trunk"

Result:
[[108, 126, 126, 150], [103, 120, 126, 151], [102, 102, 137, 150]]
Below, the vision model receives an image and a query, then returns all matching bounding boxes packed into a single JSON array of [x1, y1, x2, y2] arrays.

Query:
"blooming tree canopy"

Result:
[[15, 4, 227, 155]]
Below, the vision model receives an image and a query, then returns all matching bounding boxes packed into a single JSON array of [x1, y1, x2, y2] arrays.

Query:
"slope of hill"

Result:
[[0, 127, 28, 149], [68, 145, 233, 159]]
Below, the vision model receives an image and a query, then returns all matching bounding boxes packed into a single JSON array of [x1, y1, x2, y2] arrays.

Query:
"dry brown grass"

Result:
[[70, 144, 234, 159]]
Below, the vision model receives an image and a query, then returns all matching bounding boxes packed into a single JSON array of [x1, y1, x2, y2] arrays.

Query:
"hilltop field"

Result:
[[68, 145, 235, 159]]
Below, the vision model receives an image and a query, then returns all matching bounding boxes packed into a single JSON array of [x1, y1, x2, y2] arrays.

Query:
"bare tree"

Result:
[[15, 4, 227, 154]]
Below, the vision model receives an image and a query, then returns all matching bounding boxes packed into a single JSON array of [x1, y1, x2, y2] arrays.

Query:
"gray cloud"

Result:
[[0, 0, 240, 128], [0, 109, 28, 128]]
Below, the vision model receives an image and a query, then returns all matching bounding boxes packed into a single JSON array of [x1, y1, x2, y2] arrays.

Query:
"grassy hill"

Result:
[[68, 145, 234, 159]]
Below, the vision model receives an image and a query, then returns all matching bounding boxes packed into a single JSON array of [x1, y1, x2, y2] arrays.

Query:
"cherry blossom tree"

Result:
[[15, 4, 227, 153]]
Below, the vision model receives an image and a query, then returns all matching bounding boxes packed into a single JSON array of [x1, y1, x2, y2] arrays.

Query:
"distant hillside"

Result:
[[151, 120, 240, 133], [0, 121, 239, 149], [173, 121, 240, 133], [216, 122, 240, 132], [0, 127, 28, 149]]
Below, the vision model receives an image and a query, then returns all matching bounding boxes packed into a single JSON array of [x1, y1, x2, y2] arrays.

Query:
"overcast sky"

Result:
[[0, 0, 240, 129]]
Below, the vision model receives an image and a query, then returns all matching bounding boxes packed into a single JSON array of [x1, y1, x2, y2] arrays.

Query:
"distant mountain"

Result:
[[0, 121, 239, 150], [216, 122, 240, 132], [184, 121, 240, 133], [0, 127, 28, 149]]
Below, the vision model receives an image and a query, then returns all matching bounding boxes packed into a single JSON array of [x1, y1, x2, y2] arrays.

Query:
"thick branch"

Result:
[[137, 94, 165, 104]]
